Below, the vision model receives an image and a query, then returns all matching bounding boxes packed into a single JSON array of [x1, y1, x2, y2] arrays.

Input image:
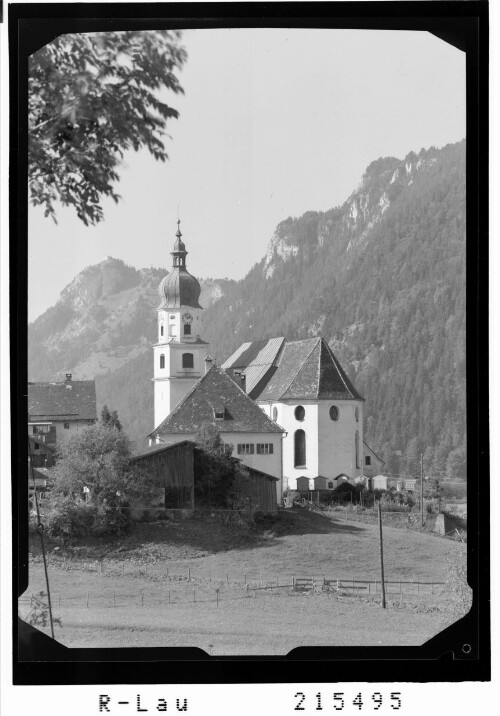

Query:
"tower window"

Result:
[[272, 406, 278, 421], [160, 354, 165, 369], [355, 406, 359, 422], [184, 324, 191, 335], [294, 429, 306, 467], [365, 456, 371, 466], [160, 325, 164, 336], [355, 430, 360, 469], [182, 353, 194, 369], [294, 405, 305, 421]]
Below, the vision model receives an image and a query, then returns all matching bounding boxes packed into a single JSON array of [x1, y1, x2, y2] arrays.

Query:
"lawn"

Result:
[[22, 508, 467, 654]]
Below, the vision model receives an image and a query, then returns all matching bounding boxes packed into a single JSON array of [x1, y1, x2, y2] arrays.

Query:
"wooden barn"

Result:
[[235, 465, 278, 513], [130, 440, 195, 518]]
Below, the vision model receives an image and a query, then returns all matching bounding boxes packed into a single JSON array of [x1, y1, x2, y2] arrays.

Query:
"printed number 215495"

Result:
[[294, 692, 402, 711]]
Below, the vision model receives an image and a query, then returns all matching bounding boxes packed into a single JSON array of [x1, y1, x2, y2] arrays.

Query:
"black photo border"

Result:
[[9, 0, 490, 685]]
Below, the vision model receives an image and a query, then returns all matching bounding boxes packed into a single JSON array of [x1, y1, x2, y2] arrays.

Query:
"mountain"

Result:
[[28, 140, 466, 476]]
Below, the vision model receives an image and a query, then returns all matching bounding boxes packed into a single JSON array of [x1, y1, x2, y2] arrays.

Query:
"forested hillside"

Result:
[[28, 141, 466, 476]]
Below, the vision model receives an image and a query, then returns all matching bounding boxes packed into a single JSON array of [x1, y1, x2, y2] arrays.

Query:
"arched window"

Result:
[[294, 429, 306, 467], [272, 406, 278, 421], [182, 353, 194, 369], [160, 354, 165, 369], [294, 405, 305, 421], [184, 324, 191, 335], [355, 430, 360, 469], [355, 406, 359, 422], [160, 324, 164, 336]]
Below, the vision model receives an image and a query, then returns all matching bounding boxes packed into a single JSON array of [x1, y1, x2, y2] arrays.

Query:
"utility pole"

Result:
[[420, 453, 425, 528], [378, 501, 386, 609]]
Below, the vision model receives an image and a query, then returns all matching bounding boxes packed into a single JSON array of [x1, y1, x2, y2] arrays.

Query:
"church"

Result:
[[148, 222, 382, 502]]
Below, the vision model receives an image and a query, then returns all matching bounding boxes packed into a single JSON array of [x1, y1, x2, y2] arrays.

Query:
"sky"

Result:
[[28, 28, 466, 321]]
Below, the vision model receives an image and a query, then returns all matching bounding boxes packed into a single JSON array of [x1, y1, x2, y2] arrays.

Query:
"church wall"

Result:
[[273, 401, 320, 490], [317, 400, 364, 480]]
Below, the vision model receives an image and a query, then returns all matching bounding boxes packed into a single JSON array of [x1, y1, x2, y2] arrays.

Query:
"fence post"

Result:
[[193, 589, 196, 603], [244, 573, 247, 585], [141, 590, 144, 606], [58, 595, 61, 608], [168, 590, 171, 604], [86, 592, 89, 608], [188, 568, 191, 581], [113, 592, 116, 607], [226, 572, 229, 584], [100, 560, 103, 574], [216, 588, 219, 606]]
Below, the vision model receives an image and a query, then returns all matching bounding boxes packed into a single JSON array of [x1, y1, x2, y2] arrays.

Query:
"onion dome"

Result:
[[158, 220, 202, 309]]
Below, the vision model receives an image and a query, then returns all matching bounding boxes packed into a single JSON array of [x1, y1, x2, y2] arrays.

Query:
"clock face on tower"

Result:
[[182, 312, 193, 324]]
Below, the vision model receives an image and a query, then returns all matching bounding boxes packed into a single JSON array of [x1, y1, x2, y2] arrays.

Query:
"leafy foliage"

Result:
[[101, 404, 122, 431], [193, 423, 252, 509], [44, 416, 155, 536], [29, 31, 186, 225], [22, 591, 62, 629]]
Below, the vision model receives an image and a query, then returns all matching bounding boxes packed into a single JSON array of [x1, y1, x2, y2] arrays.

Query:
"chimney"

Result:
[[240, 373, 246, 393], [204, 355, 213, 374], [65, 373, 72, 382]]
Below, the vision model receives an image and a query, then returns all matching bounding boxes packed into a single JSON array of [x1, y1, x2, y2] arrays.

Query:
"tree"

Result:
[[101, 404, 122, 431], [29, 30, 186, 225], [194, 423, 236, 507], [45, 421, 155, 536]]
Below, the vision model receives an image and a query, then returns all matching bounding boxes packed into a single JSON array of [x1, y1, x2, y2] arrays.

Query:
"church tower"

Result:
[[153, 220, 210, 429]]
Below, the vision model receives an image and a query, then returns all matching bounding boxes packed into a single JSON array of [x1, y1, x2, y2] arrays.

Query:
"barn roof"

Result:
[[130, 440, 194, 461], [27, 380, 97, 421], [149, 366, 285, 438]]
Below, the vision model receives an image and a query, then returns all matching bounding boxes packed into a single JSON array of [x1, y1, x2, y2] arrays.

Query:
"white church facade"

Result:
[[149, 223, 380, 501]]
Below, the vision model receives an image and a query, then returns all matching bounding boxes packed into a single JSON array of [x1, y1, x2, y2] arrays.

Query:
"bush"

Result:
[[44, 494, 130, 539], [44, 497, 97, 539], [444, 552, 472, 622]]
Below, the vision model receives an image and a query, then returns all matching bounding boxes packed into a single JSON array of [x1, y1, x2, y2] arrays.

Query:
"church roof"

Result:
[[28, 380, 97, 421], [158, 223, 202, 309], [222, 337, 285, 398], [148, 365, 285, 438], [158, 267, 202, 309], [223, 336, 363, 402]]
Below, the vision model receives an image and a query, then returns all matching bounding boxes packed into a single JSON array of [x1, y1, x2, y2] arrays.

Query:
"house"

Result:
[[362, 441, 384, 477], [28, 374, 97, 446], [296, 475, 337, 492], [222, 336, 373, 491], [148, 364, 285, 501], [28, 435, 55, 468]]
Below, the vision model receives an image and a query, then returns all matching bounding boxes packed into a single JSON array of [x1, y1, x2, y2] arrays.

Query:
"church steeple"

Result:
[[153, 219, 210, 432], [171, 219, 187, 268], [158, 220, 202, 310]]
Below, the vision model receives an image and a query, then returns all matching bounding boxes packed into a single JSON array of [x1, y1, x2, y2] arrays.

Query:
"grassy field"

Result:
[[22, 508, 467, 654]]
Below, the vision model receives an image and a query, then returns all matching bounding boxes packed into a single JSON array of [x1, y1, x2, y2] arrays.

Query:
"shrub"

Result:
[[444, 552, 472, 623], [44, 497, 97, 539]]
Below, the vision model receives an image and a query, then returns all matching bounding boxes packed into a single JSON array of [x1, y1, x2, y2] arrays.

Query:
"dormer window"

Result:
[[214, 407, 225, 420]]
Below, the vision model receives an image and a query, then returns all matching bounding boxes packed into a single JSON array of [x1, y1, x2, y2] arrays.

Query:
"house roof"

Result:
[[27, 380, 97, 421], [257, 337, 364, 401], [149, 365, 285, 438], [363, 440, 384, 464]]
